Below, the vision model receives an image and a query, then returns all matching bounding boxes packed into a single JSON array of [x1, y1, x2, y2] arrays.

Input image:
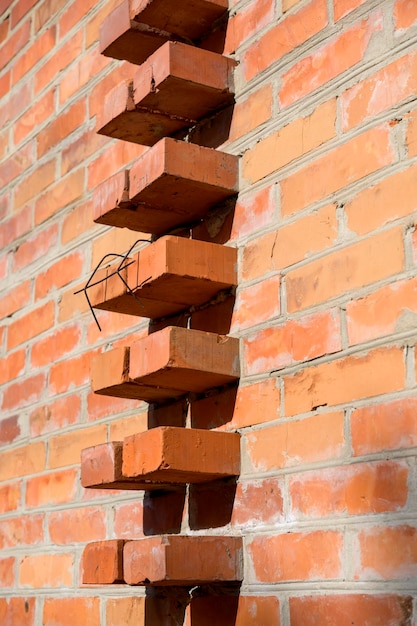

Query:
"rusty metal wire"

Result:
[[74, 238, 151, 331]]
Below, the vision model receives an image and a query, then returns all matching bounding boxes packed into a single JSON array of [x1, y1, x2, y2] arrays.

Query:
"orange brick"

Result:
[[244, 309, 341, 374], [334, 0, 367, 20], [0, 597, 36, 626], [290, 460, 408, 518], [49, 507, 107, 544], [357, 526, 417, 579], [0, 514, 44, 549], [0, 348, 25, 384], [232, 275, 280, 332], [19, 553, 73, 588], [30, 395, 81, 436], [13, 159, 56, 210], [11, 0, 38, 27], [31, 324, 81, 368], [249, 530, 342, 582], [0, 482, 21, 514], [7, 301, 55, 350], [87, 139, 144, 191], [394, 0, 417, 30], [14, 88, 55, 145], [286, 228, 404, 312], [109, 413, 148, 439], [43, 598, 100, 626], [0, 206, 32, 249], [49, 351, 91, 395], [37, 100, 86, 157], [35, 251, 84, 300], [290, 595, 413, 626], [59, 0, 95, 37], [280, 11, 383, 106], [229, 84, 273, 143], [0, 20, 30, 73], [246, 412, 344, 471], [281, 125, 395, 216], [82, 540, 125, 584], [346, 277, 417, 345], [61, 130, 106, 177], [341, 51, 417, 130], [351, 397, 417, 455], [12, 26, 56, 84], [61, 200, 94, 244], [232, 478, 284, 527], [284, 346, 405, 416], [407, 108, 417, 157], [35, 168, 85, 224], [0, 557, 14, 588], [242, 0, 327, 81], [13, 223, 58, 271], [48, 424, 107, 469], [224, 0, 274, 54], [34, 30, 83, 93], [113, 501, 144, 538], [26, 469, 77, 507], [0, 136, 32, 185], [188, 596, 281, 626], [0, 442, 45, 482], [2, 373, 46, 411], [242, 203, 337, 281], [243, 99, 336, 184], [345, 163, 417, 235]]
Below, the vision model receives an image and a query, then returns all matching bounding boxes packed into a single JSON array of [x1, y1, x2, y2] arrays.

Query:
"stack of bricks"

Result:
[[1, 0, 417, 624]]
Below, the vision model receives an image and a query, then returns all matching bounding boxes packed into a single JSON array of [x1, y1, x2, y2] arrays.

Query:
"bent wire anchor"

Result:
[[75, 238, 151, 332]]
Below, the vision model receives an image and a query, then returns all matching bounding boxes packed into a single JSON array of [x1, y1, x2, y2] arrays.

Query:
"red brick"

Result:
[[0, 514, 44, 549], [12, 26, 56, 84], [284, 347, 405, 416], [280, 11, 383, 106], [0, 20, 30, 73], [228, 379, 280, 430], [357, 526, 417, 579], [0, 482, 21, 514], [61, 130, 105, 176], [87, 390, 139, 423], [35, 0, 64, 30], [346, 277, 417, 345], [225, 0, 274, 54], [394, 0, 417, 30], [19, 553, 73, 588], [232, 275, 280, 332], [0, 414, 20, 445], [13, 223, 58, 271], [30, 394, 81, 436], [242, 0, 327, 81], [49, 424, 107, 469], [351, 397, 417, 455], [281, 125, 395, 216], [113, 501, 144, 538], [246, 411, 344, 471], [59, 47, 109, 105], [243, 99, 336, 184], [0, 557, 14, 587], [59, 0, 95, 37], [188, 596, 281, 626], [35, 168, 85, 224], [37, 100, 86, 157], [0, 348, 25, 384], [7, 301, 55, 350], [290, 460, 408, 518], [0, 140, 32, 186], [61, 200, 94, 244], [49, 507, 107, 544], [14, 162, 56, 213], [26, 469, 77, 507], [31, 324, 81, 368], [229, 84, 273, 143], [230, 184, 276, 248], [249, 530, 342, 582], [334, 0, 367, 20], [82, 540, 125, 584], [0, 597, 36, 626], [14, 88, 55, 145], [289, 594, 413, 626], [0, 441, 45, 481], [242, 203, 337, 280], [43, 598, 100, 626], [35, 251, 84, 300], [11, 0, 37, 27], [2, 373, 46, 411], [244, 309, 341, 374], [0, 206, 32, 249], [286, 228, 404, 312]]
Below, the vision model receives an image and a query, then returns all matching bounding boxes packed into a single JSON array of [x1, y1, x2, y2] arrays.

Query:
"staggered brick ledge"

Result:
[[89, 235, 237, 319], [83, 536, 243, 585], [81, 427, 240, 489], [93, 137, 239, 234]]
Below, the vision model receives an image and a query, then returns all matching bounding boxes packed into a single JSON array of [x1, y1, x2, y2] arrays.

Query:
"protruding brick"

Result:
[[81, 427, 240, 490], [91, 328, 239, 401], [82, 540, 125, 584], [97, 42, 235, 146], [93, 138, 239, 235], [100, 0, 228, 65], [124, 535, 242, 585], [89, 235, 237, 319]]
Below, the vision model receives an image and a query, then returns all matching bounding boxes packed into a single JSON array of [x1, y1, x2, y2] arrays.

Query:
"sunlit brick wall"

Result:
[[1, 0, 417, 624]]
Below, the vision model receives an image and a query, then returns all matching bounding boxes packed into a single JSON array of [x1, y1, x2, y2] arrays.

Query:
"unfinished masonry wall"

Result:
[[1, 0, 417, 624]]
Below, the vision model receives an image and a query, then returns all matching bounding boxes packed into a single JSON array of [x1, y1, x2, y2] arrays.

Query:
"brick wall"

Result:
[[1, 0, 417, 624]]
